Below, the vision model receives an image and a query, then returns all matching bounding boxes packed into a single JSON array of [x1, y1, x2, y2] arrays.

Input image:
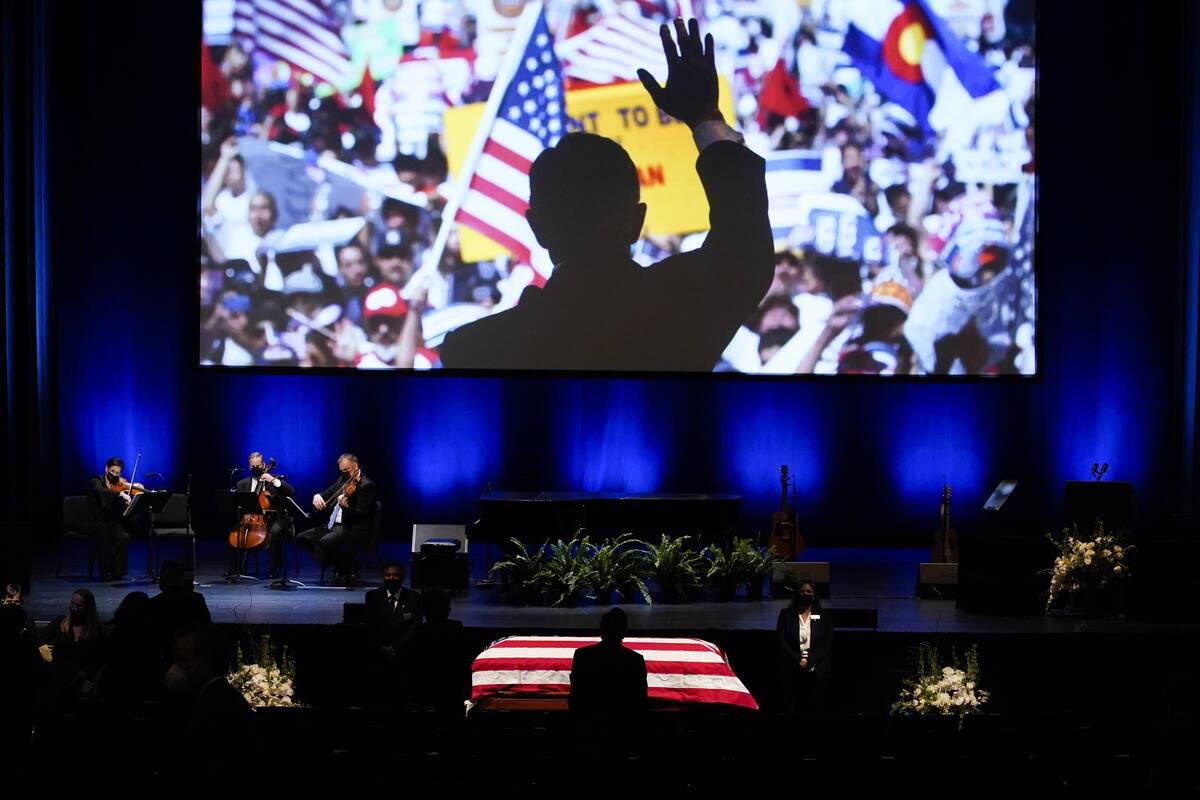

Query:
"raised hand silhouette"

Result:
[[637, 18, 722, 129]]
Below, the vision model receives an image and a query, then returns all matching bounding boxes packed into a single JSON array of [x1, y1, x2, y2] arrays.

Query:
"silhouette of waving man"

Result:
[[439, 19, 774, 372]]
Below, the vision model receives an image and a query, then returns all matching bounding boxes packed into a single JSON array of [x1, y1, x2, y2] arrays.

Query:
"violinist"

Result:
[[296, 453, 377, 586], [234, 452, 294, 578], [83, 457, 140, 581]]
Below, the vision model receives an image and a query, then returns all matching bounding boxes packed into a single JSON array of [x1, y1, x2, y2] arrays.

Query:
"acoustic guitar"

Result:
[[767, 465, 803, 560], [930, 480, 958, 563]]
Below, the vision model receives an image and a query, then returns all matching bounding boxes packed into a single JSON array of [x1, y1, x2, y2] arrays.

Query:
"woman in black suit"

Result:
[[776, 579, 832, 715]]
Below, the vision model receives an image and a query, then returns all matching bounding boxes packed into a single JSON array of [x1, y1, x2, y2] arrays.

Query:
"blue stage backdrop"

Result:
[[48, 0, 1191, 547]]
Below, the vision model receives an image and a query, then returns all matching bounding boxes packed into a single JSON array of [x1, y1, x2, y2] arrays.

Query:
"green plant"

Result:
[[588, 533, 652, 604], [746, 542, 776, 581], [705, 538, 760, 587], [646, 534, 705, 600], [488, 537, 548, 604], [536, 533, 596, 607]]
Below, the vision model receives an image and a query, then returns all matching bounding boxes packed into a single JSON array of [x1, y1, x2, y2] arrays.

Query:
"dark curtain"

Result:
[[1, 0, 58, 589]]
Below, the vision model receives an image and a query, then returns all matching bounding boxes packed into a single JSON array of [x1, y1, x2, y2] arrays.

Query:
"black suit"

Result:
[[84, 476, 132, 578], [568, 640, 648, 717], [440, 139, 774, 372], [776, 605, 833, 714], [364, 585, 423, 651], [296, 473, 377, 577], [234, 475, 295, 574]]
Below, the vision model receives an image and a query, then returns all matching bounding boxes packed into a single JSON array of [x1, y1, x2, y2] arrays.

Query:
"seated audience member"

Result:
[[775, 579, 832, 715], [41, 588, 108, 704], [100, 591, 161, 705], [164, 625, 255, 783], [569, 608, 648, 720], [407, 588, 468, 712], [148, 560, 212, 656], [0, 603, 47, 749]]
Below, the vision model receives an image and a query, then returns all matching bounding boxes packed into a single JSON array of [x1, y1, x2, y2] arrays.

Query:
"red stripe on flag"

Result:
[[468, 174, 530, 215], [472, 658, 735, 676], [482, 139, 534, 173], [472, 684, 757, 709], [487, 639, 717, 652], [455, 209, 532, 263]]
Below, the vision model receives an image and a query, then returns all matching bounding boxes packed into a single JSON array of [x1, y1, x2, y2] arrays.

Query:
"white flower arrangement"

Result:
[[1046, 520, 1133, 610], [228, 633, 300, 708], [891, 643, 988, 717]]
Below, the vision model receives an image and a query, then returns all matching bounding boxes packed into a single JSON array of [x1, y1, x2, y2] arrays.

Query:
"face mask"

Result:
[[251, 465, 265, 476], [69, 607, 87, 624], [796, 594, 814, 610], [164, 664, 191, 695], [383, 579, 402, 593]]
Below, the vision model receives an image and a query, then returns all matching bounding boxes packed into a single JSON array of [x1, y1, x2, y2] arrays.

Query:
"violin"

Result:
[[108, 477, 145, 498], [228, 457, 279, 552]]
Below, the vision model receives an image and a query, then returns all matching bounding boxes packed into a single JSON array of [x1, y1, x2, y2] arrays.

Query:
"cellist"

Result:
[[233, 452, 294, 578]]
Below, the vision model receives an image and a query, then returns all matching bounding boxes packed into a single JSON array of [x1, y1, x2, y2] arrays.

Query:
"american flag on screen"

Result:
[[471, 636, 759, 710], [556, 7, 668, 87], [233, 0, 351, 88], [451, 6, 566, 267]]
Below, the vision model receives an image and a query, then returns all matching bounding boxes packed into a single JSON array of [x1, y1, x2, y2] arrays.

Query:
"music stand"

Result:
[[217, 491, 268, 583], [115, 491, 172, 586], [267, 495, 310, 590]]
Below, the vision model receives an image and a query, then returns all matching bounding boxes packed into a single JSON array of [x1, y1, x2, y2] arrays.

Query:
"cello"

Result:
[[228, 457, 279, 552]]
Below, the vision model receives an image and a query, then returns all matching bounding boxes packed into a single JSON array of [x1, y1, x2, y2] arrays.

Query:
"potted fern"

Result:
[[488, 537, 548, 605], [704, 540, 753, 601], [646, 534, 704, 604], [589, 533, 652, 605], [744, 542, 775, 600], [536, 534, 595, 607]]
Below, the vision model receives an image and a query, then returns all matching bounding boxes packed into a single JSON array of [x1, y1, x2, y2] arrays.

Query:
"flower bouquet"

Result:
[[228, 633, 299, 707], [891, 643, 988, 717], [1046, 519, 1133, 614]]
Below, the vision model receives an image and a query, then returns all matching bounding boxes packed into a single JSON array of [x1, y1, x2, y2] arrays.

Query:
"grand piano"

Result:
[[467, 490, 742, 547]]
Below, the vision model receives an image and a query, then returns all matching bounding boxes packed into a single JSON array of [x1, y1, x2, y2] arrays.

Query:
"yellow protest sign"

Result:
[[443, 77, 734, 263]]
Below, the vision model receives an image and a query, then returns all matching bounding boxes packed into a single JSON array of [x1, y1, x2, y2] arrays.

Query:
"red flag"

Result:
[[358, 65, 376, 116], [200, 44, 230, 112], [756, 58, 810, 128]]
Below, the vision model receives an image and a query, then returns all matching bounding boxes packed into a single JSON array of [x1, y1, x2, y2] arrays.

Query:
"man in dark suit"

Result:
[[363, 562, 422, 706], [233, 451, 294, 577], [364, 562, 423, 655], [296, 452, 377, 585], [569, 608, 648, 719], [776, 580, 833, 715], [440, 18, 773, 373], [82, 456, 135, 581]]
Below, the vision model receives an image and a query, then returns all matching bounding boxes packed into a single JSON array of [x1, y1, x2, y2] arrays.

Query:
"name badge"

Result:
[[811, 614, 821, 620]]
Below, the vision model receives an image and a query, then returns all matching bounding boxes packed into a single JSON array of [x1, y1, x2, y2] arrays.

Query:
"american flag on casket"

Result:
[[471, 636, 758, 710]]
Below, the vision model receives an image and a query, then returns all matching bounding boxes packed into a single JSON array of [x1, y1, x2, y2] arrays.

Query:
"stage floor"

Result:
[[24, 541, 1198, 636]]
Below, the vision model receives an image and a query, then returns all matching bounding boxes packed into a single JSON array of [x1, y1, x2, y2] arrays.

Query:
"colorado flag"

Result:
[[842, 0, 999, 130]]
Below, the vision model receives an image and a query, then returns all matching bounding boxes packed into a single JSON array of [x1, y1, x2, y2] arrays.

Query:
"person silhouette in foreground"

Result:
[[440, 19, 773, 372], [568, 607, 648, 719]]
